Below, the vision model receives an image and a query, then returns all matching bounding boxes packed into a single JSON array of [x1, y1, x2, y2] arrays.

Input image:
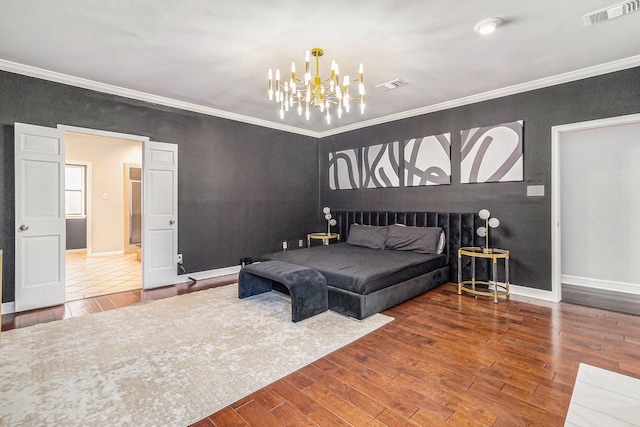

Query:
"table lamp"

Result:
[[322, 207, 337, 235], [477, 209, 500, 253]]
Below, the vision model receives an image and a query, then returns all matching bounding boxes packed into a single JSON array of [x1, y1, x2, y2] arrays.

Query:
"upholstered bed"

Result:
[[260, 211, 482, 319]]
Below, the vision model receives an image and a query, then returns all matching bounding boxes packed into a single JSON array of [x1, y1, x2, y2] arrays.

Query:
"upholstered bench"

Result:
[[238, 260, 328, 322]]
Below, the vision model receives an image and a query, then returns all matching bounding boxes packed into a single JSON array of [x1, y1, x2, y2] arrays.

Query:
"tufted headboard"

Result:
[[331, 210, 485, 282]]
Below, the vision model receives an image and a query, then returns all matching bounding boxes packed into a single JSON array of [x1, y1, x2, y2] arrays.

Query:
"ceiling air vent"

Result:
[[584, 0, 639, 25], [375, 79, 408, 92]]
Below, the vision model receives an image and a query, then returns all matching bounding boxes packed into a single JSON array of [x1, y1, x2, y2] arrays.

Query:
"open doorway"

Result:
[[64, 133, 143, 301], [552, 113, 640, 311], [15, 122, 178, 311]]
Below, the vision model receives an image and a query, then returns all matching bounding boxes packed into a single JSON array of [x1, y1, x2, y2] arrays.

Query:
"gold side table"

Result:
[[458, 246, 509, 303], [307, 232, 340, 247]]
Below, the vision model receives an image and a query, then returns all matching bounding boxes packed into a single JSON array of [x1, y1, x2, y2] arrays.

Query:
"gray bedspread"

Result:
[[263, 243, 447, 295]]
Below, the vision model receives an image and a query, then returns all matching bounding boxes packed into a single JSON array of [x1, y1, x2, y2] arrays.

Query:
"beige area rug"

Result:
[[0, 284, 393, 426]]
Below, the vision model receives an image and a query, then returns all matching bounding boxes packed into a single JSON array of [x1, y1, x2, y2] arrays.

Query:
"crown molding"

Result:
[[2, 54, 640, 139], [0, 59, 321, 138], [317, 54, 640, 138]]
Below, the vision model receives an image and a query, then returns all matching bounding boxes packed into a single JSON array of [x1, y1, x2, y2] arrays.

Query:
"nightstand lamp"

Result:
[[307, 207, 341, 246], [322, 206, 337, 234], [477, 208, 500, 253]]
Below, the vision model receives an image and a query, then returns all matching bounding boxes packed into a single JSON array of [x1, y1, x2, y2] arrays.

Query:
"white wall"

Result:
[[561, 121, 640, 292], [66, 134, 142, 254]]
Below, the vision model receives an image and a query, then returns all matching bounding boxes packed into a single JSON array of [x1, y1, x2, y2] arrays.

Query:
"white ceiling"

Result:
[[1, 0, 639, 137]]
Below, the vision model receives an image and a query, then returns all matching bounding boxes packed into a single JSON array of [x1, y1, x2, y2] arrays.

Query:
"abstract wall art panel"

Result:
[[362, 141, 400, 188], [404, 133, 451, 186], [328, 148, 360, 190], [460, 120, 524, 184]]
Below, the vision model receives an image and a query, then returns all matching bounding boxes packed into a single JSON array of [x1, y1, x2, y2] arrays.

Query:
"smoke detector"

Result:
[[584, 0, 639, 25], [375, 79, 408, 92]]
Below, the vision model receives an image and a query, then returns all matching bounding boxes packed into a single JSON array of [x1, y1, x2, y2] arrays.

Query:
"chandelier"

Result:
[[268, 48, 364, 124]]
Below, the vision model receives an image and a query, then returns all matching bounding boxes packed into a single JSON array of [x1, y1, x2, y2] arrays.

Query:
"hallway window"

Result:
[[65, 164, 86, 217]]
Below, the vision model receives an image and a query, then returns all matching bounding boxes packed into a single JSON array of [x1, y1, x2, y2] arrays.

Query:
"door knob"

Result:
[[19, 224, 29, 231], [169, 219, 175, 225]]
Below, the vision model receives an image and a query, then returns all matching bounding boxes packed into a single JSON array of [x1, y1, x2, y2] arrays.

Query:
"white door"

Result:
[[142, 141, 178, 289], [14, 123, 65, 311]]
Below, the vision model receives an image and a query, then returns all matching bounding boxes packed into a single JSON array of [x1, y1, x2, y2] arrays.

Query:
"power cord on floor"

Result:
[[178, 259, 197, 284]]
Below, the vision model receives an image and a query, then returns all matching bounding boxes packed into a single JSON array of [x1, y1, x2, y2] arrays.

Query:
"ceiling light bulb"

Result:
[[474, 17, 502, 34]]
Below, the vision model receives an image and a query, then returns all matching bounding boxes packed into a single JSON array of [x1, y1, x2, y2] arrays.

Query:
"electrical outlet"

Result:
[[177, 253, 183, 263], [298, 239, 304, 247]]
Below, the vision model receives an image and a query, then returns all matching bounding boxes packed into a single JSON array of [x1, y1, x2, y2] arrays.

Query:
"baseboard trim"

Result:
[[562, 283, 640, 315], [178, 265, 241, 282], [509, 284, 557, 302], [562, 274, 640, 296], [474, 281, 557, 303], [89, 250, 125, 257], [2, 302, 16, 315]]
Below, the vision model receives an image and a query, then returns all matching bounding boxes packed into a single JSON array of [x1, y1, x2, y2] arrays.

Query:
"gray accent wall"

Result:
[[0, 71, 319, 303], [320, 67, 640, 291], [2, 66, 639, 302]]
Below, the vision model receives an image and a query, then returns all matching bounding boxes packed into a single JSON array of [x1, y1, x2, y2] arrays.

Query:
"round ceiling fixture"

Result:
[[474, 17, 502, 34]]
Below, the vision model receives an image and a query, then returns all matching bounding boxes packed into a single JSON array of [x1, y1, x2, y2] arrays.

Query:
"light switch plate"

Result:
[[527, 185, 545, 197]]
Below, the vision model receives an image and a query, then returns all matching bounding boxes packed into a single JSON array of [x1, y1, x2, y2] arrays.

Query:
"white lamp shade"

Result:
[[329, 219, 337, 226], [479, 209, 490, 220], [476, 226, 487, 237], [488, 217, 500, 228], [322, 207, 330, 214], [324, 213, 332, 220]]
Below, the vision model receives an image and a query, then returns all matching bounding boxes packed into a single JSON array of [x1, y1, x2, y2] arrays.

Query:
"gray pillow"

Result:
[[346, 224, 388, 249], [385, 225, 443, 254]]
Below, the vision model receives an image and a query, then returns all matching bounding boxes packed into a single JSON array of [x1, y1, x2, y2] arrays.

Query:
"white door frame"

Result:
[[59, 125, 149, 260], [551, 112, 640, 302]]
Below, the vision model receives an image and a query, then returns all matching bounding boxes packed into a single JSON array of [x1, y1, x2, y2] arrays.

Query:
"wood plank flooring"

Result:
[[193, 284, 640, 427], [4, 280, 640, 426], [1, 275, 237, 331]]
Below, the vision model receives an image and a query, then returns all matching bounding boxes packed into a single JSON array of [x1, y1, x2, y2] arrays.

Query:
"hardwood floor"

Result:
[[193, 284, 640, 427], [1, 274, 237, 331], [4, 280, 640, 426]]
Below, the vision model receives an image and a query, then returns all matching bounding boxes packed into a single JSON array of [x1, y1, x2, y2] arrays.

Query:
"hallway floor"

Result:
[[66, 251, 141, 301]]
